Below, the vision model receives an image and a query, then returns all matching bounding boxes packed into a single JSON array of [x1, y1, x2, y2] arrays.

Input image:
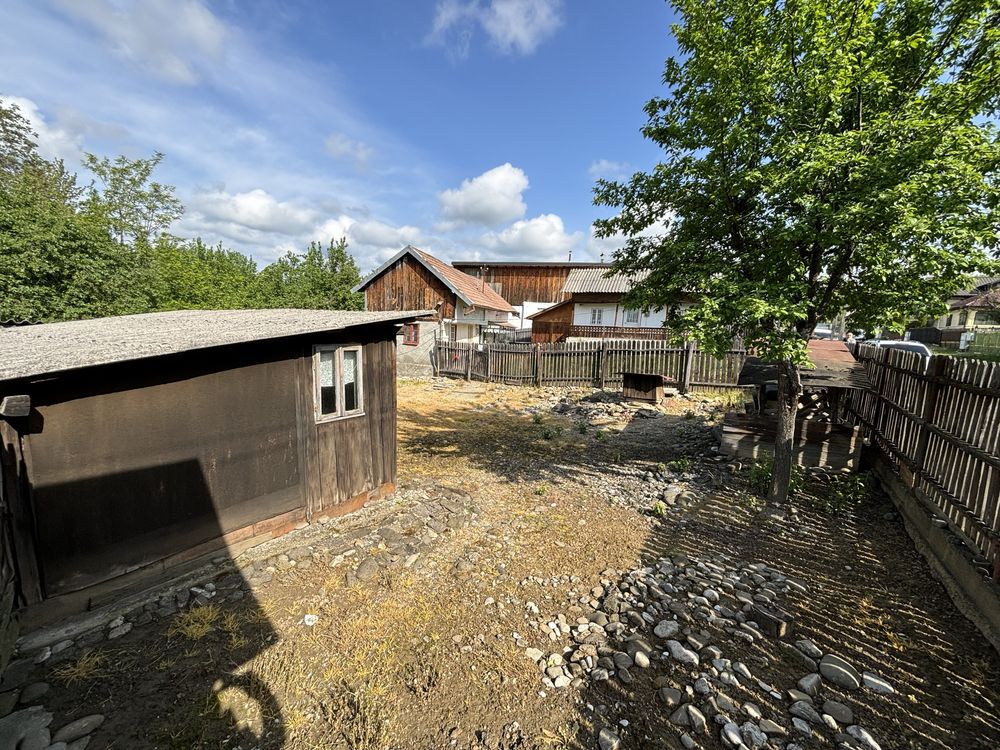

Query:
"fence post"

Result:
[[909, 355, 947, 488], [535, 344, 543, 386], [599, 340, 608, 390], [486, 345, 492, 382], [465, 343, 472, 381], [682, 339, 696, 393]]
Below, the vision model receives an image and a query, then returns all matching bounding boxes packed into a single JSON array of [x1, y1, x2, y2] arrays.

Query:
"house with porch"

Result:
[[908, 276, 1000, 346], [528, 267, 688, 343]]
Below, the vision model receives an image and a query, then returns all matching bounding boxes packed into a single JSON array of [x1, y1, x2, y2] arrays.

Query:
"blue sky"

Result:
[[1, 0, 677, 272]]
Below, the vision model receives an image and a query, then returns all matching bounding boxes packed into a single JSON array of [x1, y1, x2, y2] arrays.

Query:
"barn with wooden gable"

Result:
[[0, 309, 427, 626], [354, 245, 515, 347]]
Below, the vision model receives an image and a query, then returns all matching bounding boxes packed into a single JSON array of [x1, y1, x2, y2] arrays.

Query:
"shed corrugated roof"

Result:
[[562, 267, 647, 294], [0, 308, 431, 382]]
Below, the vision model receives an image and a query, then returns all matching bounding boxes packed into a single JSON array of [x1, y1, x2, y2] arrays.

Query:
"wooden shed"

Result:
[[0, 309, 428, 626]]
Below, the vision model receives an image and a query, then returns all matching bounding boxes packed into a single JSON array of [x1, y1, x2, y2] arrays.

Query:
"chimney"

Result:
[[567, 250, 573, 262], [600, 252, 605, 263]]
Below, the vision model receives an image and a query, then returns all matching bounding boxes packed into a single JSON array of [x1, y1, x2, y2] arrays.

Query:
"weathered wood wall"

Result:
[[364, 255, 455, 319], [452, 264, 580, 305], [847, 343, 1000, 581], [0, 323, 399, 618]]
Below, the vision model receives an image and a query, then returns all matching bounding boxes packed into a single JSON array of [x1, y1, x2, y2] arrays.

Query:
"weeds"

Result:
[[168, 603, 221, 641], [534, 482, 550, 496], [531, 412, 543, 425], [52, 648, 107, 686], [652, 500, 668, 516], [667, 457, 693, 473], [747, 456, 803, 498], [805, 472, 872, 514], [576, 421, 587, 434]]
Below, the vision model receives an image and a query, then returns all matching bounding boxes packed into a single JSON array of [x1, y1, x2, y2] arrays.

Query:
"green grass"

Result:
[[928, 345, 1000, 363]]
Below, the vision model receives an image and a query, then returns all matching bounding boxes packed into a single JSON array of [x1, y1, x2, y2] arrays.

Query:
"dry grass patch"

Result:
[[51, 648, 108, 686], [168, 603, 221, 641]]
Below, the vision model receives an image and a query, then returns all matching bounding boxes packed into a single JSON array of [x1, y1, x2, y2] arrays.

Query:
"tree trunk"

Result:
[[768, 360, 803, 504]]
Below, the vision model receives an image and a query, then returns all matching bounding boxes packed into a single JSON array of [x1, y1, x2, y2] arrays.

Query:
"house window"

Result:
[[314, 345, 364, 422], [402, 323, 420, 346], [959, 311, 968, 326], [946, 314, 953, 327], [590, 307, 603, 325], [624, 309, 640, 325]]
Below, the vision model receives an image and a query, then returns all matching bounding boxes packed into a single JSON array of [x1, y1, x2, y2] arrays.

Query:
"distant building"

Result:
[[528, 267, 688, 343], [450, 261, 610, 328]]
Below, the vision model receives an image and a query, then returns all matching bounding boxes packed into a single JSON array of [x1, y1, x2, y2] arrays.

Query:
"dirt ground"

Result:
[[17, 378, 1000, 749]]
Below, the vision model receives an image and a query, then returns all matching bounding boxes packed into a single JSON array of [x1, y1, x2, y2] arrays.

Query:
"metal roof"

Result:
[[738, 339, 871, 390], [0, 309, 432, 382], [354, 246, 514, 312], [452, 261, 611, 269], [561, 267, 648, 295]]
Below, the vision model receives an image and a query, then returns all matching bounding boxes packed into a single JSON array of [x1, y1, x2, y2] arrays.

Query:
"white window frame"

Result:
[[624, 309, 641, 325], [313, 344, 364, 423], [590, 307, 603, 325]]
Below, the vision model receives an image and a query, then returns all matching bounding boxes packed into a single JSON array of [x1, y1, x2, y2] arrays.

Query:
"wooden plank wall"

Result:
[[847, 343, 1000, 580], [434, 340, 745, 390], [363, 255, 455, 319], [453, 264, 576, 305]]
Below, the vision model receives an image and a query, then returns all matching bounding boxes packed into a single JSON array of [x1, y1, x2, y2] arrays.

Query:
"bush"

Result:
[[748, 456, 803, 498]]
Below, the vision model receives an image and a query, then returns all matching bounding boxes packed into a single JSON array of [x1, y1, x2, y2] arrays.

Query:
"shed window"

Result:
[[590, 307, 603, 325], [314, 345, 364, 421], [402, 323, 420, 346]]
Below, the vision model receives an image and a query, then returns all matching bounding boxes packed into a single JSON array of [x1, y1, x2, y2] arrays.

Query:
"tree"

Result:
[[0, 102, 146, 321], [594, 0, 999, 504], [146, 236, 260, 311], [254, 238, 364, 310], [83, 151, 183, 247]]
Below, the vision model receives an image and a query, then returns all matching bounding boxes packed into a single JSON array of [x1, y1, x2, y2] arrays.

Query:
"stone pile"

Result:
[[518, 553, 889, 750]]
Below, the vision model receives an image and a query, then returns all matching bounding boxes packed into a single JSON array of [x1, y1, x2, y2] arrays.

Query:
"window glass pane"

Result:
[[319, 350, 337, 415], [343, 350, 359, 411]]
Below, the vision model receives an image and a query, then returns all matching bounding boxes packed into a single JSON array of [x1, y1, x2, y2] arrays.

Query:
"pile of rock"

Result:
[[518, 553, 888, 750]]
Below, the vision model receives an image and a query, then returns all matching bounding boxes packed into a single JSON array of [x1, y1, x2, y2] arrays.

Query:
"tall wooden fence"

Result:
[[433, 340, 746, 390], [847, 343, 1000, 580], [970, 329, 1000, 356]]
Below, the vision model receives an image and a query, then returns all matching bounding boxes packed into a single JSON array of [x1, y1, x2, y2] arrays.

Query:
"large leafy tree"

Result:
[[146, 236, 260, 311], [254, 238, 364, 310], [595, 0, 999, 503], [0, 102, 145, 321]]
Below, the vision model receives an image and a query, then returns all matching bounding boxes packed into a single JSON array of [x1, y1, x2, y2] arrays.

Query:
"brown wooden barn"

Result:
[[354, 245, 513, 345], [0, 309, 427, 627]]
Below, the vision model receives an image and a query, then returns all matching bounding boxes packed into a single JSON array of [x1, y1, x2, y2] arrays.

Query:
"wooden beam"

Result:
[[0, 396, 29, 419]]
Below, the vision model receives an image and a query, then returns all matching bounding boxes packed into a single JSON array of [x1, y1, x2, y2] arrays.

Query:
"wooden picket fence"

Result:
[[847, 343, 1000, 580], [969, 329, 1000, 356], [433, 339, 746, 390]]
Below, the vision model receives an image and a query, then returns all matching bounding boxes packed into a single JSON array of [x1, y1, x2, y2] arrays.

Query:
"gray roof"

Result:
[[562, 267, 648, 295], [0, 309, 432, 382]]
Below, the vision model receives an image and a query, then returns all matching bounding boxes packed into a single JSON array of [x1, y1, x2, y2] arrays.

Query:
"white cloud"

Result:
[[588, 159, 631, 180], [427, 0, 563, 59], [0, 95, 84, 162], [482, 213, 582, 260], [190, 188, 318, 234], [325, 133, 374, 169], [55, 0, 227, 85], [438, 163, 529, 226]]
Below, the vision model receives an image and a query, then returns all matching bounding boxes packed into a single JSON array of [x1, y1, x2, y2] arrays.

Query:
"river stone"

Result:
[[721, 722, 742, 746], [846, 725, 882, 750], [796, 639, 823, 659], [819, 653, 861, 690], [797, 673, 821, 697], [791, 717, 812, 737], [687, 705, 707, 734], [789, 700, 822, 724], [823, 699, 854, 725], [759, 719, 786, 736], [52, 715, 105, 744], [665, 639, 699, 667], [741, 721, 768, 749], [598, 727, 621, 750], [0, 707, 53, 749], [657, 687, 682, 707], [633, 651, 650, 669], [355, 558, 379, 581], [669, 705, 692, 727], [862, 671, 895, 694], [654, 620, 680, 639]]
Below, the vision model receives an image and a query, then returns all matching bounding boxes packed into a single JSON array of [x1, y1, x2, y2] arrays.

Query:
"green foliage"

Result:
[[807, 472, 873, 515], [667, 457, 693, 473], [534, 482, 550, 496], [748, 456, 803, 498], [254, 239, 363, 311], [532, 412, 544, 425], [594, 0, 1000, 365], [0, 100, 367, 321], [576, 421, 588, 434], [652, 499, 668, 516], [83, 151, 183, 248]]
